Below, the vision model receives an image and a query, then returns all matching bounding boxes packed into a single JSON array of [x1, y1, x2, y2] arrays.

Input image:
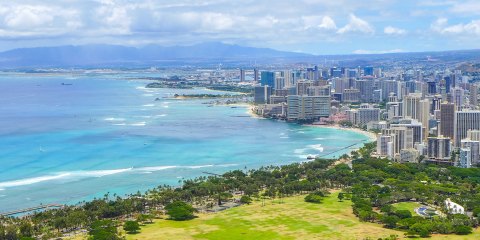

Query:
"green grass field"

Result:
[[391, 202, 422, 216], [125, 192, 403, 240], [68, 192, 480, 240]]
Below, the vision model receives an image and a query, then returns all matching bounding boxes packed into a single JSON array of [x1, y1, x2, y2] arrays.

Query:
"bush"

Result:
[[454, 225, 472, 235], [123, 220, 140, 234], [240, 195, 252, 204], [395, 210, 412, 219], [304, 193, 323, 203], [380, 205, 396, 214], [165, 201, 196, 221], [381, 215, 400, 229]]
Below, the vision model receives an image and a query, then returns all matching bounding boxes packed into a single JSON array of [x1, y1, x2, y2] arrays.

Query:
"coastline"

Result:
[[245, 104, 377, 142], [307, 124, 377, 142]]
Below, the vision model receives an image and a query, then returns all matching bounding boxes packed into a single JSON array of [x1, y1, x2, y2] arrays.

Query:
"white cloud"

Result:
[[302, 16, 336, 30], [384, 26, 406, 35], [431, 17, 480, 35], [451, 1, 480, 14], [319, 16, 337, 30], [337, 14, 374, 34]]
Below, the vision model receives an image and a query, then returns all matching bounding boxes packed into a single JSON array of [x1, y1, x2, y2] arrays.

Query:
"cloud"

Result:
[[0, 0, 478, 54], [451, 1, 480, 14], [337, 14, 374, 34], [431, 17, 480, 35], [319, 16, 337, 30], [302, 16, 336, 30], [384, 26, 406, 35]]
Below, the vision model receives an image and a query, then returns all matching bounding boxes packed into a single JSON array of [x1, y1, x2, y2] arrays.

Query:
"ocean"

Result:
[[0, 72, 370, 212]]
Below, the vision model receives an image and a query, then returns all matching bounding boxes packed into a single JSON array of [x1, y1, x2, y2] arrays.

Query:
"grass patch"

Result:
[[392, 202, 422, 216], [71, 192, 480, 239], [126, 192, 401, 240]]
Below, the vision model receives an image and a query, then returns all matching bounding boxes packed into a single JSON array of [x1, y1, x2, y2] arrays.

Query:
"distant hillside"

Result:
[[0, 42, 479, 68], [0, 42, 311, 68]]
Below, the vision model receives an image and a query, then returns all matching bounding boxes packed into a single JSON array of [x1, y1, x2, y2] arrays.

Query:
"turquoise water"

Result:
[[0, 73, 369, 212]]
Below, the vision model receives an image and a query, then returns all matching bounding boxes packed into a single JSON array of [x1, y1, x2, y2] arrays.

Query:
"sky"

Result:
[[0, 0, 479, 54]]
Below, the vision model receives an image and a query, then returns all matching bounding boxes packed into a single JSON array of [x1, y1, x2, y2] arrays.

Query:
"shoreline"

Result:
[[306, 124, 377, 142], [245, 104, 377, 142]]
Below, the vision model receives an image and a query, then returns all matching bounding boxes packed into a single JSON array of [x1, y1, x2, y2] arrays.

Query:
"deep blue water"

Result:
[[0, 72, 369, 212]]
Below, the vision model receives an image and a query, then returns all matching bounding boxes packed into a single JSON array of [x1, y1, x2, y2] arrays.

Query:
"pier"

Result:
[[0, 204, 65, 217]]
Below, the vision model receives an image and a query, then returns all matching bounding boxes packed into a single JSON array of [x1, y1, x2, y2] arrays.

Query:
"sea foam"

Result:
[[0, 164, 239, 190]]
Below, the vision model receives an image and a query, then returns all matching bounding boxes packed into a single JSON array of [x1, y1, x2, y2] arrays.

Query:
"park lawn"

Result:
[[126, 192, 403, 240], [69, 192, 480, 240], [392, 202, 422, 216]]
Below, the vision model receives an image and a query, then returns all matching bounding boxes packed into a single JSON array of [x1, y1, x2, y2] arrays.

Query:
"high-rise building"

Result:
[[240, 69, 245, 82], [377, 134, 394, 157], [440, 103, 455, 140], [454, 111, 480, 147], [333, 78, 348, 94], [261, 71, 275, 88], [287, 95, 330, 121], [445, 76, 452, 93], [346, 105, 380, 127], [390, 119, 424, 145], [254, 68, 259, 83], [363, 66, 374, 76], [467, 129, 480, 141], [307, 86, 330, 96], [470, 84, 478, 107], [402, 93, 430, 139], [296, 80, 314, 96], [427, 136, 451, 161], [461, 139, 480, 167], [274, 77, 285, 90], [453, 87, 464, 111], [254, 86, 272, 104], [381, 80, 398, 101], [342, 88, 360, 103], [355, 80, 374, 102], [459, 148, 472, 168], [382, 126, 414, 155]]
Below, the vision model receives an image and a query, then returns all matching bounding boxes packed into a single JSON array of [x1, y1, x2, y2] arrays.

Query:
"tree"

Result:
[[381, 215, 400, 229], [454, 225, 472, 235], [88, 220, 121, 240], [240, 195, 252, 204], [395, 210, 412, 219], [338, 192, 344, 202], [410, 223, 431, 238], [473, 207, 480, 218], [380, 205, 396, 214], [123, 221, 140, 234], [165, 201, 196, 221], [5, 226, 18, 240], [19, 222, 34, 238], [304, 193, 323, 203]]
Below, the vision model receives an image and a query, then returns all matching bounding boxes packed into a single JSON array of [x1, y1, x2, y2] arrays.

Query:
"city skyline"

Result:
[[1, 0, 480, 54]]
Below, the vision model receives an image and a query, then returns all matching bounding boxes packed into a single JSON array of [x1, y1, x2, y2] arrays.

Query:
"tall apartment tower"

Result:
[[403, 93, 430, 139], [454, 111, 480, 147], [453, 87, 464, 111], [440, 103, 455, 140], [240, 69, 245, 82], [470, 84, 478, 107], [254, 68, 259, 83]]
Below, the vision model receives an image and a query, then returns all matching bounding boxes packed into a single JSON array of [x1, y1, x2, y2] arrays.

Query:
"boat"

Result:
[[307, 155, 316, 160]]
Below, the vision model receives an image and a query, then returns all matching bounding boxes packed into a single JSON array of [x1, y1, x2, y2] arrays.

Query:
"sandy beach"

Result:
[[307, 124, 377, 142]]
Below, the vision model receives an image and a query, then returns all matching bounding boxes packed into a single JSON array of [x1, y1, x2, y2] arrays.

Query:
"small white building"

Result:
[[445, 198, 465, 214]]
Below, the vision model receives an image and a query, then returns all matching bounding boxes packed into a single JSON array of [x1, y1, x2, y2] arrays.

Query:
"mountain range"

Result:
[[0, 42, 311, 68], [0, 42, 479, 68]]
